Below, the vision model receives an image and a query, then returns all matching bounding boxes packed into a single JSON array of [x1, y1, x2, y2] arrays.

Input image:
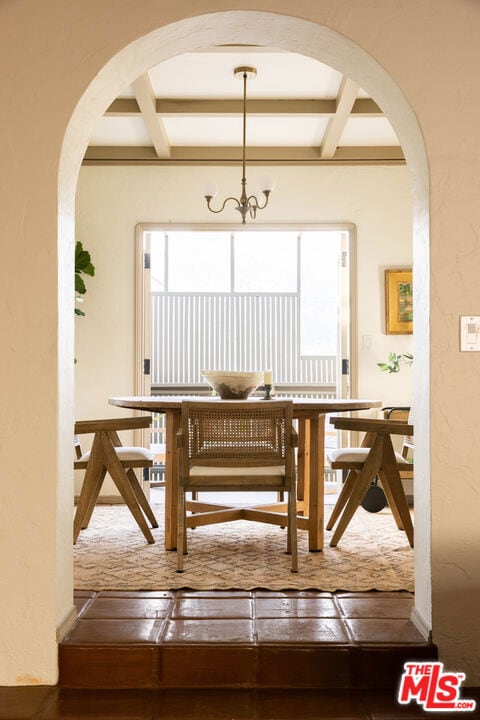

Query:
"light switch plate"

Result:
[[460, 316, 480, 351]]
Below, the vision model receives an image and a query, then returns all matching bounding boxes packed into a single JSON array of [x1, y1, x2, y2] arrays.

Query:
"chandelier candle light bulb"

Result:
[[203, 181, 219, 199]]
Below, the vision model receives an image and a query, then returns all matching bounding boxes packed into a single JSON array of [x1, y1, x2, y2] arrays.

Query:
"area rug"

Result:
[[74, 503, 413, 592]]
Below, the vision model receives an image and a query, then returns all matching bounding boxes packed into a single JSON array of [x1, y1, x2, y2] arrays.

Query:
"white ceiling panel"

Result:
[[89, 117, 152, 146], [339, 117, 400, 146], [123, 50, 344, 100], [162, 116, 330, 147]]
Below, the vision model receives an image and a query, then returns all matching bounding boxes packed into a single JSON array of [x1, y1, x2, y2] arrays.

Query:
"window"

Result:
[[149, 228, 345, 357], [140, 224, 353, 406], [168, 231, 231, 292], [300, 231, 341, 356], [149, 231, 165, 291], [234, 231, 297, 293]]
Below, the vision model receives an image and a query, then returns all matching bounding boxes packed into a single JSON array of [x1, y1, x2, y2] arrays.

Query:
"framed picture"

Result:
[[385, 269, 413, 334]]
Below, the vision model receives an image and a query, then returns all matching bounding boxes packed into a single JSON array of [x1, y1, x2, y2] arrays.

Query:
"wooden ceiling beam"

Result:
[[83, 145, 405, 165], [132, 73, 171, 158], [105, 97, 382, 118], [320, 77, 361, 159]]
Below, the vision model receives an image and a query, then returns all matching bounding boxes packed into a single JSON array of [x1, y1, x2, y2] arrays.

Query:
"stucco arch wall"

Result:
[[1, 1, 478, 685]]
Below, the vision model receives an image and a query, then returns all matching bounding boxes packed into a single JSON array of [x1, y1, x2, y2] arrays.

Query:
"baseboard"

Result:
[[410, 605, 432, 642], [57, 605, 78, 642]]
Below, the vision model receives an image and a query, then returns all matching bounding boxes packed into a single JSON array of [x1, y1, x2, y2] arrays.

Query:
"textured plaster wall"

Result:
[[1, 0, 479, 685]]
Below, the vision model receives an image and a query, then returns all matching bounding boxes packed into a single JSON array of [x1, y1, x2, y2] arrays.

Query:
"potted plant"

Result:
[[377, 351, 413, 373]]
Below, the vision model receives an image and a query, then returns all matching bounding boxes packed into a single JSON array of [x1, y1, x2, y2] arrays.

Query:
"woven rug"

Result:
[[73, 502, 414, 592]]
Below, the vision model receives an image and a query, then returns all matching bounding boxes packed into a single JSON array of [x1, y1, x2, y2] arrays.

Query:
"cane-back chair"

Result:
[[176, 400, 298, 572]]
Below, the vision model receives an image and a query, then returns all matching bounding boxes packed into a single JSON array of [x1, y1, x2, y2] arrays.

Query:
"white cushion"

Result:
[[79, 446, 155, 463], [327, 447, 406, 464], [190, 465, 285, 477]]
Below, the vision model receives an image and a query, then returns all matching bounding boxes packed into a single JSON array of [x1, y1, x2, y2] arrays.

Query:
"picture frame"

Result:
[[385, 269, 413, 334]]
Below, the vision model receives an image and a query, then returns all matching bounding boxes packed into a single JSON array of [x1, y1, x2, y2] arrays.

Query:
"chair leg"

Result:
[[81, 467, 107, 529], [101, 433, 155, 544], [126, 467, 159, 528], [330, 436, 383, 547], [74, 434, 106, 542], [288, 482, 298, 573], [326, 470, 358, 530], [176, 488, 186, 572], [377, 472, 404, 530], [379, 440, 414, 547]]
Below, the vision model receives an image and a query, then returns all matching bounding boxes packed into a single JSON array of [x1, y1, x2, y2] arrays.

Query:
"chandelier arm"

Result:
[[247, 191, 271, 211], [205, 195, 241, 214]]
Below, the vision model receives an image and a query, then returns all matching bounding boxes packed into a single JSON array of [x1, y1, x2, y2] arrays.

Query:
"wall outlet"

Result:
[[362, 335, 372, 351]]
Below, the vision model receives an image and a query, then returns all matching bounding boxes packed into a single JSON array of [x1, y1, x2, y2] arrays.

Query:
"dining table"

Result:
[[109, 395, 382, 552]]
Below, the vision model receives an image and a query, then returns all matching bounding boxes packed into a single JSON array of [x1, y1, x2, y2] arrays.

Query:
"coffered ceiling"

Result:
[[84, 46, 404, 166]]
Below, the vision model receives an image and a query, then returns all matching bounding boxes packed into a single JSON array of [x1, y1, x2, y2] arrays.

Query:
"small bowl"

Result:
[[202, 370, 263, 400]]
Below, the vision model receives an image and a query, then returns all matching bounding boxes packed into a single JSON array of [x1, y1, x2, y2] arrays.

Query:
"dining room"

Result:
[[74, 163, 414, 510], [73, 49, 415, 565], [69, 42, 420, 690]]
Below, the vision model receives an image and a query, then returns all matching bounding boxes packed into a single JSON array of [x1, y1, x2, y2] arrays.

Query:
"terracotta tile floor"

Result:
[[56, 589, 439, 693], [3, 594, 480, 719]]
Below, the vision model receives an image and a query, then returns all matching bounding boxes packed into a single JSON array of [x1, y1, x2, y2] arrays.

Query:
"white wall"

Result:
[[75, 163, 413, 472]]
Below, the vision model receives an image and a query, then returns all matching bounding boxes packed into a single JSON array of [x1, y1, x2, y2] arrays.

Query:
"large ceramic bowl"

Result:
[[202, 370, 263, 400]]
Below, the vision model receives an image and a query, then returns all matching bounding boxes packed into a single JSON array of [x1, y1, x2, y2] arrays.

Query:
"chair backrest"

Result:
[[74, 416, 152, 435], [180, 400, 294, 472], [382, 406, 414, 459], [73, 416, 153, 467]]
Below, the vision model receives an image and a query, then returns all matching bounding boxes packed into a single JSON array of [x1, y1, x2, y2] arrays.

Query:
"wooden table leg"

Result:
[[297, 418, 309, 503], [307, 414, 325, 551], [164, 409, 181, 550]]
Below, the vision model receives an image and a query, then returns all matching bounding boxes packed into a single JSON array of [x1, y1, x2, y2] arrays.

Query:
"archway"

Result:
[[60, 9, 430, 631]]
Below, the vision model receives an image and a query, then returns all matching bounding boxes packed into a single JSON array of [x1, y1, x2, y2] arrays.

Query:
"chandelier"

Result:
[[204, 66, 275, 224]]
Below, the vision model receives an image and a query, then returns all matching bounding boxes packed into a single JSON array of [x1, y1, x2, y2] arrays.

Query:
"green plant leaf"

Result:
[[75, 274, 86, 295], [74, 240, 95, 319], [75, 242, 94, 270], [378, 351, 413, 372]]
